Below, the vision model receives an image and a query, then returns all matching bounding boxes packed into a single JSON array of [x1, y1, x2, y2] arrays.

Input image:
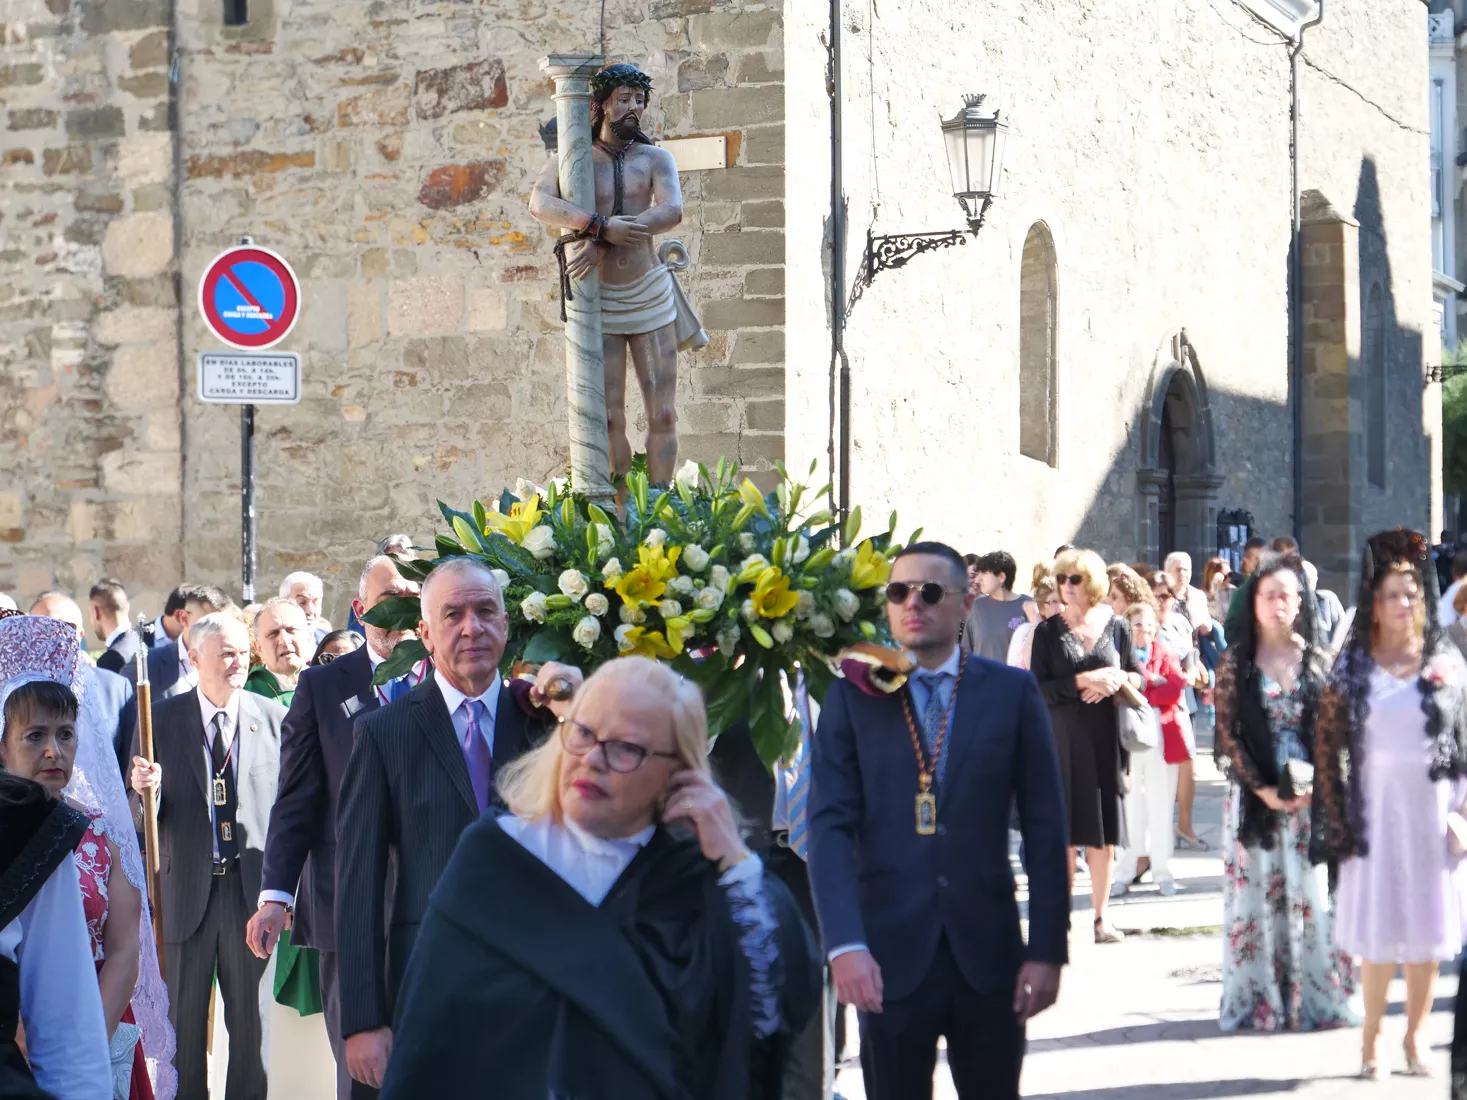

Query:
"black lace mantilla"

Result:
[[0, 776, 89, 930]]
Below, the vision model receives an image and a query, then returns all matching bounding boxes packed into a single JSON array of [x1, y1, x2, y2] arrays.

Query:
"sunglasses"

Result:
[[885, 581, 956, 606], [312, 651, 341, 665], [1057, 574, 1086, 586]]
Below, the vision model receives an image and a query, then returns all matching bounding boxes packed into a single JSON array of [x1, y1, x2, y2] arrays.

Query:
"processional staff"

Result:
[[134, 615, 166, 978]]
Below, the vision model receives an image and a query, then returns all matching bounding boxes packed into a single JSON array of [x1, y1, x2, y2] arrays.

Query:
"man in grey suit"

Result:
[[334, 558, 581, 1092], [124, 583, 230, 700], [131, 612, 286, 1100]]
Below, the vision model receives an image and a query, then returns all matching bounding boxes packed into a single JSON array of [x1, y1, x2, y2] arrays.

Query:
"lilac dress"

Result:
[[1335, 667, 1467, 963]]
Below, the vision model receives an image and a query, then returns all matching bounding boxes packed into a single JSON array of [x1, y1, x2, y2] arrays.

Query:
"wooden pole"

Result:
[[134, 616, 165, 979]]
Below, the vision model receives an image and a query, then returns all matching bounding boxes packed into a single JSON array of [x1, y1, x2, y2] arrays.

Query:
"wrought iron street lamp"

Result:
[[851, 94, 1008, 306]]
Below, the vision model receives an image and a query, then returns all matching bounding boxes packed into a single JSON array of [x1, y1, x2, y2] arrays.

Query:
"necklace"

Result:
[[899, 659, 965, 835], [1375, 645, 1423, 678]]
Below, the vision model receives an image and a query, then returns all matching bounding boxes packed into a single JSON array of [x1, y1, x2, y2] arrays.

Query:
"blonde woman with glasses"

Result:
[[1032, 549, 1145, 943], [380, 657, 791, 1100]]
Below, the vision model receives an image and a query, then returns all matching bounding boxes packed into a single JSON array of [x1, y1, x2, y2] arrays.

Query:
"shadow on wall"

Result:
[[1049, 155, 1428, 590]]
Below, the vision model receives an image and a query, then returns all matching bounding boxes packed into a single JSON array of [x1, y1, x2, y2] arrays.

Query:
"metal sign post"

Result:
[[241, 404, 256, 602], [197, 235, 303, 602]]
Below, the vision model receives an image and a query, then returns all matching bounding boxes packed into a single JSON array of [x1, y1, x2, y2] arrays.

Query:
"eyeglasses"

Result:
[[885, 581, 956, 606], [561, 720, 680, 774], [1057, 574, 1086, 586]]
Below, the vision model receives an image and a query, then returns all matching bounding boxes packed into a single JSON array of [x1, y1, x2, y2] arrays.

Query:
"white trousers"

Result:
[[1116, 749, 1180, 882]]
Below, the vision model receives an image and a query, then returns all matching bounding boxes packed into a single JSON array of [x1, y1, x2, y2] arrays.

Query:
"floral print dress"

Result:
[[1217, 667, 1359, 1032]]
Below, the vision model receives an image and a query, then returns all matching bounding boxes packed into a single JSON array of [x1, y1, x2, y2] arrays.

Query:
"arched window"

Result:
[[1019, 223, 1057, 465], [1365, 282, 1386, 490]]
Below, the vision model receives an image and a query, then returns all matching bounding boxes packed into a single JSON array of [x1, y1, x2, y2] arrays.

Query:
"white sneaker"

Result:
[[1157, 877, 1179, 897], [1110, 880, 1130, 900]]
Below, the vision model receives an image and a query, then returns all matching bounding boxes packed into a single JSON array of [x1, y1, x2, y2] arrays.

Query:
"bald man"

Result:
[[29, 591, 139, 780]]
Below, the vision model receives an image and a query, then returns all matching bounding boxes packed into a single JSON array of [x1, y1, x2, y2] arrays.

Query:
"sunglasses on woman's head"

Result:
[[885, 581, 954, 606]]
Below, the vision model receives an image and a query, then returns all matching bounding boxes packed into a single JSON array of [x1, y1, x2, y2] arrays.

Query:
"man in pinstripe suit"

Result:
[[334, 558, 582, 1093]]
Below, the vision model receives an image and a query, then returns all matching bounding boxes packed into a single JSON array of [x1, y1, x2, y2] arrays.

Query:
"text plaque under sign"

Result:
[[197, 352, 302, 405]]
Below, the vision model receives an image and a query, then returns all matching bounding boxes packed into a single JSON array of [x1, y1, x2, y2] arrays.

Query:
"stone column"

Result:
[[1299, 189, 1364, 599], [539, 52, 612, 501]]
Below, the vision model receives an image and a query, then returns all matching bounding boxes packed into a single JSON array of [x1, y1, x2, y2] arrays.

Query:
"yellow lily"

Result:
[[611, 543, 682, 607], [623, 627, 679, 660], [483, 497, 544, 545], [750, 567, 800, 620], [738, 478, 771, 518], [850, 539, 891, 591]]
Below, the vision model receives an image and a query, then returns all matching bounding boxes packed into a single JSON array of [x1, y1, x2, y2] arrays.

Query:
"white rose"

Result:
[[521, 526, 557, 560], [558, 569, 589, 602], [520, 591, 549, 623], [682, 544, 710, 572], [695, 586, 725, 612], [741, 598, 757, 623], [643, 528, 668, 548], [740, 554, 769, 575], [659, 599, 683, 620], [602, 557, 623, 582], [675, 459, 702, 490], [619, 602, 646, 625], [490, 569, 512, 592], [710, 565, 731, 591], [740, 532, 756, 553], [668, 575, 696, 598], [615, 624, 637, 653], [572, 616, 601, 649], [772, 620, 794, 644], [793, 536, 811, 564], [810, 613, 836, 638], [795, 591, 815, 620], [592, 523, 615, 559], [585, 592, 610, 617], [834, 548, 856, 570], [513, 478, 543, 502], [717, 626, 742, 655], [832, 588, 860, 622]]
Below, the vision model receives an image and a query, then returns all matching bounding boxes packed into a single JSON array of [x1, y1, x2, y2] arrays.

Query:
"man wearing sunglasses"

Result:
[[808, 541, 1068, 1100]]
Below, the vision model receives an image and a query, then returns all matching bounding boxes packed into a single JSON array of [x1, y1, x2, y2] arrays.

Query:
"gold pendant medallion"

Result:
[[915, 791, 937, 835], [212, 777, 227, 806]]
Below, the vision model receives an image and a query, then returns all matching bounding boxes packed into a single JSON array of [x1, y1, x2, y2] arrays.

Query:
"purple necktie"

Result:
[[461, 699, 493, 814]]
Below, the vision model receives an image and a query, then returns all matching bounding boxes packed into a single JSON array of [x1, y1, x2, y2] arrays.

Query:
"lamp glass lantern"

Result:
[[940, 94, 1008, 229]]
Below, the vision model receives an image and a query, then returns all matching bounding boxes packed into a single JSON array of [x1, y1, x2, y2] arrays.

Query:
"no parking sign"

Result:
[[198, 244, 301, 350]]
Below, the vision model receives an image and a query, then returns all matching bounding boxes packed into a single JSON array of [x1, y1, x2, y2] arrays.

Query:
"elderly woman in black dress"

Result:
[[1032, 548, 1144, 944]]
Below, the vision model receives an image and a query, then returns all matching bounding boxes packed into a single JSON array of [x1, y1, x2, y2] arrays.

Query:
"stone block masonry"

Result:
[[163, 0, 785, 625], [0, 0, 184, 616]]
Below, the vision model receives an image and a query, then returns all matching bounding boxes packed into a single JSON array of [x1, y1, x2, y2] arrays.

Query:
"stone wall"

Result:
[[786, 0, 1432, 580], [1, 0, 786, 623], [0, 0, 183, 616], [172, 0, 785, 623]]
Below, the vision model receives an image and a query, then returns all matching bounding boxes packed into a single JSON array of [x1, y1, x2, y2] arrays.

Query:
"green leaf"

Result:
[[748, 667, 796, 768], [435, 534, 465, 557], [560, 496, 576, 529], [472, 500, 488, 534], [483, 533, 539, 578], [586, 502, 616, 532], [800, 653, 837, 705], [394, 557, 436, 582], [499, 488, 517, 514], [438, 500, 476, 533], [521, 629, 566, 664], [843, 505, 863, 546], [370, 638, 429, 686], [700, 653, 758, 739], [360, 594, 422, 631], [452, 515, 485, 552]]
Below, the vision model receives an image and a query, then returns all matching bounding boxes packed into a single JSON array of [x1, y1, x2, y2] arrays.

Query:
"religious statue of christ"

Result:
[[530, 62, 706, 485]]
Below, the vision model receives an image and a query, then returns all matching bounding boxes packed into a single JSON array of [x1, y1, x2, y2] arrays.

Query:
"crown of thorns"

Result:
[[591, 63, 654, 102]]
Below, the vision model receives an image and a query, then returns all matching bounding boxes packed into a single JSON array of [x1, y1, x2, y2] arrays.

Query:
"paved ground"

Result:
[[834, 728, 1463, 1098]]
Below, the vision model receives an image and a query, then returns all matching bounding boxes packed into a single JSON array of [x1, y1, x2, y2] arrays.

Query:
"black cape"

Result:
[[380, 815, 751, 1100], [0, 774, 90, 1100]]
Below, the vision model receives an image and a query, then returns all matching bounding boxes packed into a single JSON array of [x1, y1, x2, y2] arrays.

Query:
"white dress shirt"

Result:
[[0, 857, 112, 1099], [1443, 580, 1463, 628], [104, 622, 130, 651], [435, 669, 499, 760]]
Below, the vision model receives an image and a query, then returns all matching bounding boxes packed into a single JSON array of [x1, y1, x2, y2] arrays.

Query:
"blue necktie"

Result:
[[386, 673, 411, 703], [785, 724, 811, 861], [918, 670, 951, 784], [461, 700, 493, 814]]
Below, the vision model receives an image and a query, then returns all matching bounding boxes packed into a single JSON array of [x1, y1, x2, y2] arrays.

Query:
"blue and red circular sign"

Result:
[[198, 245, 301, 350]]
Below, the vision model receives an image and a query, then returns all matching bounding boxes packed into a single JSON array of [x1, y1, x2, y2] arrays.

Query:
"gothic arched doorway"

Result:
[[1137, 332, 1222, 567]]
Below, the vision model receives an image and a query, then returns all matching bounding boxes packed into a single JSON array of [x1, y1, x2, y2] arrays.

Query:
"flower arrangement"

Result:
[[366, 459, 913, 765]]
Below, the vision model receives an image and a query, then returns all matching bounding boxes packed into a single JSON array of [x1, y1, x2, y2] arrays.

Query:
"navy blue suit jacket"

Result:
[[259, 643, 378, 951], [90, 664, 138, 782], [121, 640, 192, 702], [808, 653, 1069, 1002]]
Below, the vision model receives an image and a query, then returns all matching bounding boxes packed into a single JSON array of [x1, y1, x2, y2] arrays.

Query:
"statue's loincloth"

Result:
[[601, 265, 678, 336]]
